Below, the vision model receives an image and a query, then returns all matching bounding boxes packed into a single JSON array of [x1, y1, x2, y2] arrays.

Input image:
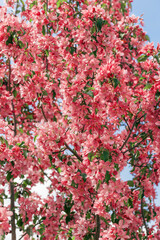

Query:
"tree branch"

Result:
[[39, 165, 52, 182], [119, 118, 136, 151], [64, 142, 83, 162], [140, 189, 149, 236], [8, 59, 16, 240], [40, 105, 48, 122], [120, 114, 146, 151], [123, 116, 131, 131], [94, 214, 100, 240], [123, 134, 148, 154], [18, 220, 43, 240], [11, 100, 17, 136], [10, 182, 16, 240], [45, 0, 49, 72]]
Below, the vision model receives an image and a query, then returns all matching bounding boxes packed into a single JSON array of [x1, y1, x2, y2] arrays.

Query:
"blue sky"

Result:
[[121, 0, 160, 205], [132, 0, 160, 46]]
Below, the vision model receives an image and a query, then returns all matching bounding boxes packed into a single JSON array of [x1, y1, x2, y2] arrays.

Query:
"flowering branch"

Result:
[[123, 134, 149, 154], [120, 114, 146, 151]]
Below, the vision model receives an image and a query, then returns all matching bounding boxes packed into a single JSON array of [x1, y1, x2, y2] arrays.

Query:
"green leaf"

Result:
[[33, 215, 39, 224], [67, 161, 72, 166], [57, 167, 61, 173], [43, 3, 47, 14], [71, 180, 78, 188], [86, 210, 91, 220], [14, 192, 20, 201], [69, 46, 76, 55], [100, 150, 110, 162], [84, 115, 90, 119], [45, 49, 49, 57], [113, 77, 120, 88], [42, 90, 48, 96], [42, 25, 45, 36], [49, 155, 52, 162], [38, 226, 44, 235], [17, 218, 23, 227], [92, 48, 98, 57], [77, 169, 87, 182], [119, 32, 125, 39], [34, 135, 38, 142], [111, 211, 116, 223], [155, 90, 160, 100], [104, 170, 110, 184], [144, 83, 152, 90], [19, 128, 23, 133], [121, 2, 127, 15], [39, 177, 44, 183], [154, 55, 160, 64], [7, 26, 11, 32], [52, 89, 56, 98], [6, 171, 13, 182], [114, 163, 119, 171], [145, 34, 150, 42], [103, 20, 110, 27], [22, 179, 32, 188], [29, 0, 37, 9], [138, 190, 144, 200], [85, 90, 94, 98], [13, 89, 17, 97], [26, 114, 33, 120], [127, 180, 134, 187], [73, 96, 77, 102], [96, 180, 101, 191], [96, 18, 103, 32], [111, 177, 116, 182], [17, 141, 25, 147], [88, 151, 94, 161], [128, 198, 133, 208], [95, 108, 98, 114], [20, 0, 25, 11], [18, 41, 24, 49], [23, 149, 28, 159], [137, 55, 149, 63], [56, 0, 62, 8], [91, 25, 96, 34], [6, 34, 14, 45]]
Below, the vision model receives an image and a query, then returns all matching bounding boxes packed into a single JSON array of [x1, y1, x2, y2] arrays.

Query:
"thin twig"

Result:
[[120, 114, 146, 151], [141, 189, 149, 236], [123, 135, 148, 154], [64, 142, 83, 162], [123, 116, 131, 131], [46, 0, 49, 72], [11, 100, 17, 136], [40, 166, 52, 182], [40, 105, 48, 122], [119, 119, 136, 151], [18, 220, 43, 240]]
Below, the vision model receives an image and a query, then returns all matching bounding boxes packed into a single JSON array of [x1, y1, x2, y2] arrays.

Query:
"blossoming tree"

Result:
[[0, 0, 160, 239]]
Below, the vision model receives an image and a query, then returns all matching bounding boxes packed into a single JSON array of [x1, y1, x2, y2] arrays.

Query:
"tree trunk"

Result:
[[10, 182, 16, 240], [94, 214, 100, 240]]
